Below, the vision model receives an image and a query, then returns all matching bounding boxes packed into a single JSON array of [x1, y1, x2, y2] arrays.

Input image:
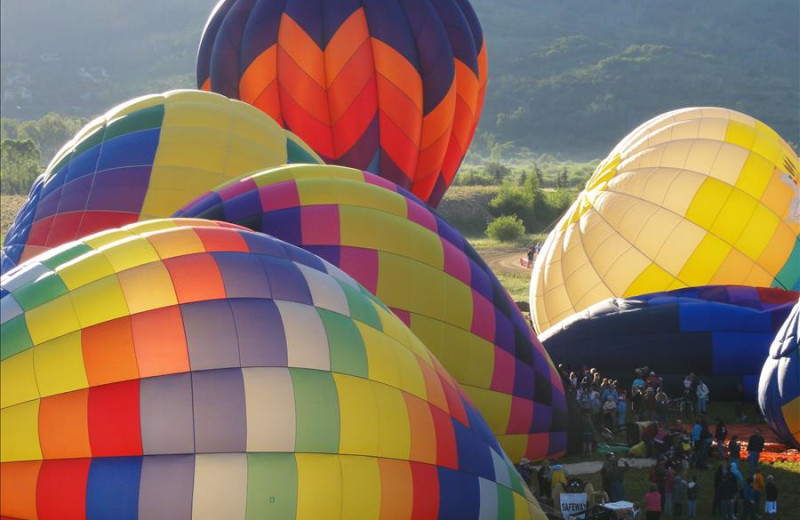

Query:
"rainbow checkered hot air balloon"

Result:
[[0, 219, 545, 520], [176, 164, 568, 462], [196, 0, 487, 206], [531, 107, 800, 333], [1, 90, 321, 273]]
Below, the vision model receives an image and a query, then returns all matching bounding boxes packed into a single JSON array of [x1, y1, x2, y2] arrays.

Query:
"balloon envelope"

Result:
[[176, 164, 568, 462], [540, 286, 798, 400], [196, 0, 488, 206], [531, 107, 800, 333], [759, 302, 800, 449], [0, 219, 543, 520], [2, 90, 321, 273]]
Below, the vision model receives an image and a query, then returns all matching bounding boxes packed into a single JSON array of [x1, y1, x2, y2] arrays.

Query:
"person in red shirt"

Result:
[[644, 484, 663, 520]]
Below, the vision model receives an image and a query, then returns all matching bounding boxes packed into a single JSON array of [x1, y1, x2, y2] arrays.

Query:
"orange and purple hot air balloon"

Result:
[[196, 0, 487, 206]]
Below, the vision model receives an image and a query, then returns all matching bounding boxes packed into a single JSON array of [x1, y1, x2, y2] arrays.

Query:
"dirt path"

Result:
[[476, 247, 533, 277]]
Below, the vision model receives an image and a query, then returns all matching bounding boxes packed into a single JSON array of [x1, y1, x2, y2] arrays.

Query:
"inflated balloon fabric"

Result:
[[196, 0, 487, 206], [531, 107, 800, 333], [759, 302, 800, 449], [176, 164, 568, 462], [1, 90, 320, 272], [540, 285, 798, 400], [0, 219, 543, 520]]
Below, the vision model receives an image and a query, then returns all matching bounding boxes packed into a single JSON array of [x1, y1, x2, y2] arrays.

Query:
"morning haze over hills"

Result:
[[1, 0, 798, 160]]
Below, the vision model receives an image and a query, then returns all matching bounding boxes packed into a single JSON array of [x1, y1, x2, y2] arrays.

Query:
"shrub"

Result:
[[486, 215, 525, 242], [489, 185, 537, 230]]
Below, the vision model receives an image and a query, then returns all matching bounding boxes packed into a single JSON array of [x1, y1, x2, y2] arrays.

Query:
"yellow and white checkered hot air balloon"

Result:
[[531, 107, 800, 333]]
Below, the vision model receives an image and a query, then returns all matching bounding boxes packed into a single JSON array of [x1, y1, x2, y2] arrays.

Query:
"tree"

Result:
[[1, 138, 41, 195], [556, 167, 569, 188], [534, 164, 544, 188], [485, 162, 511, 183], [17, 113, 85, 166], [524, 172, 546, 219], [487, 215, 525, 242], [489, 185, 536, 230]]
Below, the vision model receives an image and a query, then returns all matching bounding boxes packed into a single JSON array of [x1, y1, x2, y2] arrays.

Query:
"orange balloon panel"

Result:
[[196, 0, 488, 206]]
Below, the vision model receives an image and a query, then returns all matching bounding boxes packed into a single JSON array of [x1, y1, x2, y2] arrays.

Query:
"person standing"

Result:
[[537, 460, 552, 502], [516, 458, 532, 489], [686, 476, 698, 517], [741, 477, 757, 520], [712, 463, 726, 515], [752, 466, 765, 513], [663, 465, 675, 516], [718, 470, 738, 520], [601, 453, 615, 498], [644, 484, 663, 520], [697, 419, 713, 470], [728, 435, 741, 462], [714, 418, 728, 460], [655, 387, 669, 424], [747, 429, 765, 473], [611, 458, 630, 502], [696, 380, 709, 414], [617, 392, 627, 433], [673, 474, 688, 517], [764, 474, 778, 520]]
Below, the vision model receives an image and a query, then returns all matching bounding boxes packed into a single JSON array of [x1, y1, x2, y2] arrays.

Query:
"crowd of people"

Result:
[[513, 364, 783, 519], [642, 436, 778, 520]]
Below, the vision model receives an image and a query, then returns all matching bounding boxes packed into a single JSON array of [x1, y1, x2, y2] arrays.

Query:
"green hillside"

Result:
[[2, 0, 797, 160]]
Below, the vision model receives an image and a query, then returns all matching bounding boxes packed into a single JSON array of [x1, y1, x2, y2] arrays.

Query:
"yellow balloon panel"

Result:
[[532, 107, 800, 332]]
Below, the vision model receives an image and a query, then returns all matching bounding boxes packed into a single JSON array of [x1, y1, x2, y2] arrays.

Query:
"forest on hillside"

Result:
[[2, 0, 798, 161]]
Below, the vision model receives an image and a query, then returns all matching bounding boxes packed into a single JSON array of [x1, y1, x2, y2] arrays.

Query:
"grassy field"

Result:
[[1, 194, 25, 244]]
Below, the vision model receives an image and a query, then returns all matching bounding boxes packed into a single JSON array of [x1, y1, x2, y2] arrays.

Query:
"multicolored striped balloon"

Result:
[[540, 285, 799, 399], [531, 107, 800, 333], [196, 0, 487, 206], [175, 164, 568, 462], [759, 302, 800, 449], [1, 90, 321, 273], [0, 219, 543, 520]]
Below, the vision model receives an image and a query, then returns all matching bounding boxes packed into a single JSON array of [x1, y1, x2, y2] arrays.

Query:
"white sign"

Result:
[[560, 493, 588, 519]]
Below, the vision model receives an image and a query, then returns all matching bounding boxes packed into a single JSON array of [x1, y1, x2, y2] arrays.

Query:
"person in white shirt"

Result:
[[696, 380, 709, 414]]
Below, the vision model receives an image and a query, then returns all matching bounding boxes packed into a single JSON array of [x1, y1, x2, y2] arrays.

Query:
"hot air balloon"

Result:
[[196, 0, 488, 206], [759, 302, 800, 449], [539, 286, 798, 399], [175, 164, 568, 462], [530, 107, 800, 333], [0, 219, 544, 520], [1, 90, 320, 273]]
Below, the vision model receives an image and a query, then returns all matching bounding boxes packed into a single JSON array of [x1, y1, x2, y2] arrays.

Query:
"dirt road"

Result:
[[476, 247, 533, 277]]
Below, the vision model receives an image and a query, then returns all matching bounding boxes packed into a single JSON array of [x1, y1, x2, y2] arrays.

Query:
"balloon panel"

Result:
[[1, 90, 321, 272], [176, 164, 568, 462], [758, 303, 800, 449], [531, 107, 800, 333], [540, 286, 798, 400], [196, 0, 488, 206], [0, 219, 542, 520]]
